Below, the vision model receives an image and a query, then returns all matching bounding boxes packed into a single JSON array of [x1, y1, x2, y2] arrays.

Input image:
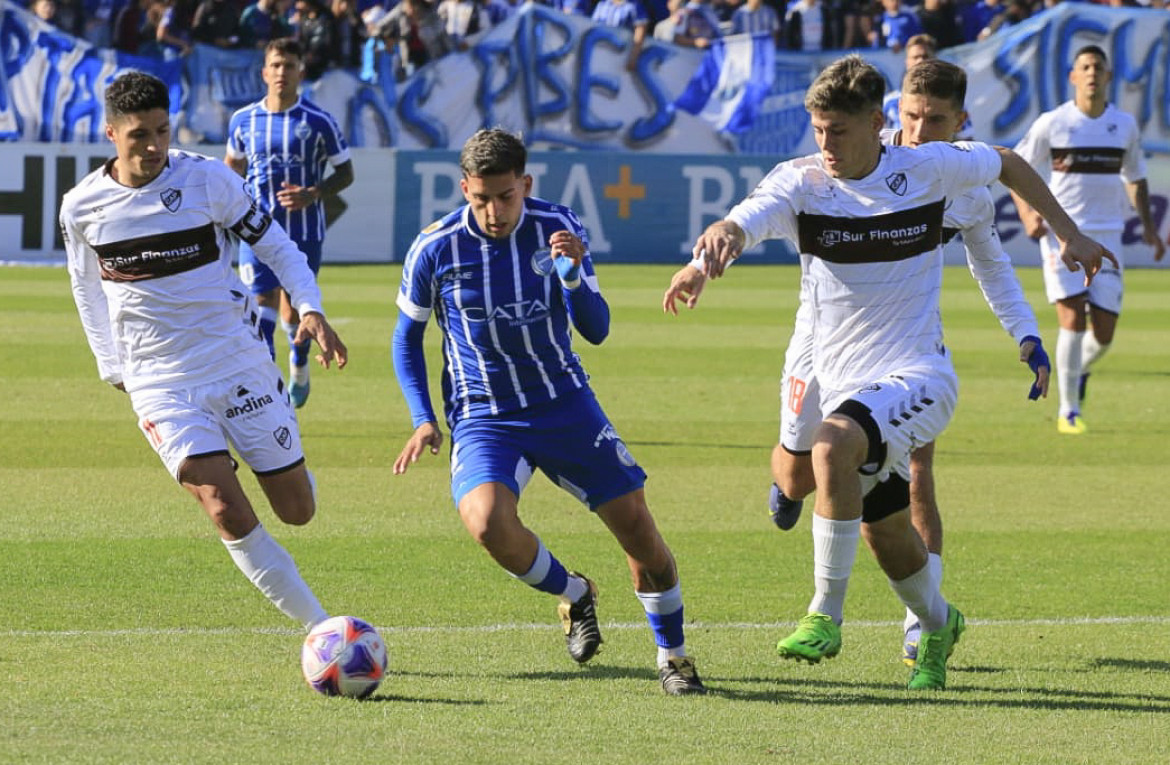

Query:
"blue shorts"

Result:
[[449, 389, 646, 510], [238, 240, 323, 296]]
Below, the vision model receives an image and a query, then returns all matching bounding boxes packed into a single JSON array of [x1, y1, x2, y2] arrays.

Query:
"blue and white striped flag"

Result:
[[674, 33, 776, 134]]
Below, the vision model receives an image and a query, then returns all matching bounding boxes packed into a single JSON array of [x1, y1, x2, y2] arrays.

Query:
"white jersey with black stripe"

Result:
[[1013, 101, 1144, 234], [62, 149, 324, 392], [729, 141, 1001, 396]]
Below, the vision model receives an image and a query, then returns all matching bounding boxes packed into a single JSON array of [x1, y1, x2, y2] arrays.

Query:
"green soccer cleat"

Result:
[[907, 605, 966, 691], [777, 613, 842, 664]]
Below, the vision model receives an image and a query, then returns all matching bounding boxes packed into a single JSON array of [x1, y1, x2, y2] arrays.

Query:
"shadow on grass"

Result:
[[1090, 657, 1170, 673], [704, 669, 1170, 712], [364, 693, 489, 705], [507, 665, 659, 683]]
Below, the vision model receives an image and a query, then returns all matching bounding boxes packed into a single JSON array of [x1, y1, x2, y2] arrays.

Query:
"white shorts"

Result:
[[822, 359, 958, 495], [1040, 229, 1124, 314], [778, 323, 822, 454], [131, 366, 304, 480]]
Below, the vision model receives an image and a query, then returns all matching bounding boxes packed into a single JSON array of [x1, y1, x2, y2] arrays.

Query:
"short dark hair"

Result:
[[902, 59, 967, 111], [1073, 44, 1108, 67], [105, 70, 169, 121], [459, 128, 527, 178], [804, 54, 885, 115], [264, 37, 304, 60]]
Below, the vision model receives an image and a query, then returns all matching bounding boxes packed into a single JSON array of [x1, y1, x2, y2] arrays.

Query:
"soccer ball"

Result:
[[301, 615, 388, 699]]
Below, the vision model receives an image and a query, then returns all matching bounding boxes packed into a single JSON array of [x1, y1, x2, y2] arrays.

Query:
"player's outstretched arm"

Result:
[[294, 311, 348, 370], [691, 220, 746, 279], [663, 263, 707, 315], [393, 421, 443, 475], [995, 147, 1119, 282]]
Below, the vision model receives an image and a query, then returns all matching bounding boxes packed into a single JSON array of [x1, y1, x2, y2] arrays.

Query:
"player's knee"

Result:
[[776, 457, 815, 499]]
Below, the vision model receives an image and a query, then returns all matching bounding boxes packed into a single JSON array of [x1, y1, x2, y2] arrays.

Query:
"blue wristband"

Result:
[[554, 256, 581, 288], [1022, 335, 1049, 401]]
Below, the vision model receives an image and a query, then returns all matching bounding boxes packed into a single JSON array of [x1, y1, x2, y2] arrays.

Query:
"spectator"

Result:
[[547, 0, 594, 17], [979, 0, 1029, 38], [239, 0, 294, 48], [653, 0, 685, 41], [713, 0, 744, 22], [835, 0, 873, 49], [673, 0, 722, 48], [731, 0, 781, 46], [332, 0, 366, 67], [591, 0, 649, 70], [32, 0, 59, 24], [873, 0, 923, 51], [84, 0, 127, 47], [294, 0, 340, 79], [113, 0, 164, 54], [157, 0, 196, 58], [960, 0, 1004, 42], [438, 0, 489, 49], [482, 0, 517, 26], [785, 0, 832, 51], [192, 0, 244, 47], [372, 0, 455, 80], [917, 0, 961, 48]]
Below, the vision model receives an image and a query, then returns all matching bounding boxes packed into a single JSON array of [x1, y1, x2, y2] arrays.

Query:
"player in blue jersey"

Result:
[[392, 128, 705, 696], [226, 37, 354, 409]]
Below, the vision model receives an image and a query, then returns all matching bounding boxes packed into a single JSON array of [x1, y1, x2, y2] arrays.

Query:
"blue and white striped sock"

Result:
[[513, 539, 585, 601], [637, 583, 687, 666]]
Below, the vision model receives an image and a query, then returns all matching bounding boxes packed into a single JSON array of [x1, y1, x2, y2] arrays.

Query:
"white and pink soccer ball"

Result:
[[301, 615, 388, 699]]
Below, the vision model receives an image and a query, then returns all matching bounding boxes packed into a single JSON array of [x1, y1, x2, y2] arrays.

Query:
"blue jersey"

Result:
[[225, 97, 350, 244], [396, 198, 606, 426], [591, 0, 648, 29]]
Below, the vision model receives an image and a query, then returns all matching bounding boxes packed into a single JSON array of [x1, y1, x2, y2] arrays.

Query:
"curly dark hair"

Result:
[[104, 71, 169, 121]]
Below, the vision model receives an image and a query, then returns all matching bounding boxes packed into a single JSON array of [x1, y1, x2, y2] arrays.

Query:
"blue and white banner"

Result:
[[3, 2, 1169, 154]]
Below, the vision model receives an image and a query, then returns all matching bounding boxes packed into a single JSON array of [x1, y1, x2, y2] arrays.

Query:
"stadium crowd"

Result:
[[20, 0, 1170, 84]]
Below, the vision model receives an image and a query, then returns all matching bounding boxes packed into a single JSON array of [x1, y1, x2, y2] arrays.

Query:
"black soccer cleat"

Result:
[[659, 657, 707, 696], [558, 573, 602, 663]]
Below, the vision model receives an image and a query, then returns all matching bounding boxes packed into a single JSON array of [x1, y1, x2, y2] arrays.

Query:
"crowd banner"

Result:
[[5, 141, 1165, 267], [4, 2, 1170, 153]]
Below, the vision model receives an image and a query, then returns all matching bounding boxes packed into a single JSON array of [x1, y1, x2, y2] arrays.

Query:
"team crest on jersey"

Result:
[[885, 172, 907, 196], [161, 188, 182, 212], [274, 426, 292, 449], [1107, 123, 1117, 133], [295, 120, 312, 141]]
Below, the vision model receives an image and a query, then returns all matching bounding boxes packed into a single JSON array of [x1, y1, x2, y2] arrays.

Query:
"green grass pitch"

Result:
[[2, 263, 1168, 764]]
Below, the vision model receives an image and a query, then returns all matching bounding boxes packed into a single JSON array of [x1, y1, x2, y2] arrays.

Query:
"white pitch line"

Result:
[[5, 615, 1169, 639]]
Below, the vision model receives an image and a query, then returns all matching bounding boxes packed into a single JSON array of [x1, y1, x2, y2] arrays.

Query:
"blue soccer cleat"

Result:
[[768, 483, 804, 531]]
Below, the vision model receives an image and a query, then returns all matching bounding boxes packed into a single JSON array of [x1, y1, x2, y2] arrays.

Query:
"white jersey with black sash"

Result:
[[61, 149, 324, 392], [1013, 101, 1144, 235], [728, 141, 1002, 396]]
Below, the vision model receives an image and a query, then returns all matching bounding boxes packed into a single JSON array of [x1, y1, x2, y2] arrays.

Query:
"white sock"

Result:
[[1056, 328, 1085, 417], [905, 553, 942, 631], [808, 514, 861, 624], [222, 524, 328, 631], [890, 560, 948, 633], [1080, 333, 1110, 371]]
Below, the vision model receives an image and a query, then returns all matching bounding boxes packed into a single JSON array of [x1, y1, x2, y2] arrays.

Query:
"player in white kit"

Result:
[[664, 55, 1111, 690], [62, 71, 348, 632], [1011, 45, 1164, 434]]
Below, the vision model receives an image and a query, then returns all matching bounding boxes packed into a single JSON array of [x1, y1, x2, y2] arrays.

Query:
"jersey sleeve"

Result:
[[933, 141, 1002, 201], [396, 231, 439, 322], [1012, 113, 1050, 170], [224, 111, 246, 160], [321, 111, 351, 166], [726, 164, 800, 252], [1120, 116, 1146, 184], [62, 201, 123, 385], [959, 189, 1041, 344], [208, 161, 325, 317]]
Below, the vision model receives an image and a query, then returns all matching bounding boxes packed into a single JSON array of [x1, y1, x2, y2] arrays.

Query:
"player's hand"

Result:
[[1143, 228, 1166, 262], [692, 220, 745, 279], [663, 264, 707, 315], [294, 311, 349, 370], [1020, 335, 1049, 400], [548, 230, 584, 288], [1059, 231, 1118, 287], [277, 182, 319, 211], [393, 421, 443, 475]]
